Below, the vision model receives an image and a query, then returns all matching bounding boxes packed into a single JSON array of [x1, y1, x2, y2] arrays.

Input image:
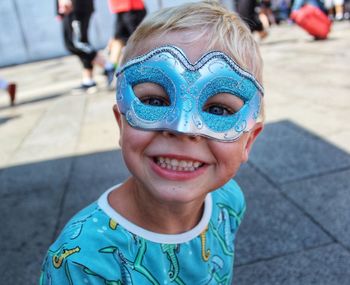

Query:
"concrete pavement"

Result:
[[1, 21, 350, 284]]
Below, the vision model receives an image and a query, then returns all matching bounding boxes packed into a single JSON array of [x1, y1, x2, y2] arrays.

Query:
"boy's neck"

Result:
[[108, 178, 206, 235]]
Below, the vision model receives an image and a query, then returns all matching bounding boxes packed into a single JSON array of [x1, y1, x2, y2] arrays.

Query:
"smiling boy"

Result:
[[40, 1, 264, 284]]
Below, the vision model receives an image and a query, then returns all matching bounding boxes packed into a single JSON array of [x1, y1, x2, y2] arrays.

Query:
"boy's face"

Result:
[[113, 31, 263, 204]]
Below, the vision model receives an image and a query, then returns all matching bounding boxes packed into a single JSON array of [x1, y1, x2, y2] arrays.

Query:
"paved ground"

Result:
[[0, 22, 350, 284]]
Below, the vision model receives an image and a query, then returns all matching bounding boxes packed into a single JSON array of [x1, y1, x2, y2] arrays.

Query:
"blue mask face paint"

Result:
[[116, 45, 263, 142]]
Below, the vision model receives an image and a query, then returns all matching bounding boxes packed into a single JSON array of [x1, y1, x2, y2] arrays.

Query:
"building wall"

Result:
[[0, 0, 114, 67]]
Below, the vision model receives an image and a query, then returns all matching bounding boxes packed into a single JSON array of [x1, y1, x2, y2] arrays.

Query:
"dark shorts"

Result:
[[242, 14, 264, 32], [237, 0, 264, 32], [260, 0, 272, 9], [114, 9, 147, 42]]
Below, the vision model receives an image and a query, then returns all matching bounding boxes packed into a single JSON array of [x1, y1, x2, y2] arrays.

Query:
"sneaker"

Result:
[[7, 83, 16, 106], [104, 67, 115, 87], [335, 13, 344, 21], [72, 82, 97, 94]]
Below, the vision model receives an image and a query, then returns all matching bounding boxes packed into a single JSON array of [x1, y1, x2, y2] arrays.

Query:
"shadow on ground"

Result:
[[1, 120, 350, 284], [0, 92, 68, 111], [0, 114, 21, 125]]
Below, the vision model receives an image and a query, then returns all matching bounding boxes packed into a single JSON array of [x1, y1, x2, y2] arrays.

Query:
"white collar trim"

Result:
[[97, 184, 212, 244]]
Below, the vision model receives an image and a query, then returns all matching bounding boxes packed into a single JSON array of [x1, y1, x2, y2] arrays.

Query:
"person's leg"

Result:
[[109, 38, 125, 67], [62, 13, 95, 61], [75, 11, 97, 84], [109, 13, 128, 67], [91, 51, 115, 87], [63, 11, 97, 90], [259, 10, 271, 29], [109, 9, 146, 65], [291, 0, 305, 11], [0, 78, 16, 105], [334, 0, 344, 19], [7, 83, 16, 105], [72, 13, 115, 87], [324, 0, 335, 18]]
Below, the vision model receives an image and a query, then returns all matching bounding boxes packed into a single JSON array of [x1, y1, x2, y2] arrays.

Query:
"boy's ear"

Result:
[[113, 104, 122, 128], [113, 104, 123, 147], [242, 122, 263, 163]]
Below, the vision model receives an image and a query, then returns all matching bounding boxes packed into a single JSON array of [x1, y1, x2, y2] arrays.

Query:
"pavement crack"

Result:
[[279, 166, 350, 185], [235, 241, 336, 268]]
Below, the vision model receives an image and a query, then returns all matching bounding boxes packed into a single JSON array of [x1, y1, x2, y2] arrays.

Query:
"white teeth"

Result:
[[156, 156, 203, 172], [171, 159, 179, 167], [193, 161, 200, 168]]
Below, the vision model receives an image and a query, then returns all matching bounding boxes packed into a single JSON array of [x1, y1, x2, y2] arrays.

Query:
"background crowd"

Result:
[[234, 0, 349, 40]]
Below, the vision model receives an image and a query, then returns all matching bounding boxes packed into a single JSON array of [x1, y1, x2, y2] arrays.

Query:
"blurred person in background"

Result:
[[271, 0, 292, 23], [56, 0, 115, 92], [291, 0, 325, 11], [106, 0, 147, 69], [259, 0, 277, 27], [0, 78, 16, 106], [324, 0, 344, 20], [236, 0, 269, 39]]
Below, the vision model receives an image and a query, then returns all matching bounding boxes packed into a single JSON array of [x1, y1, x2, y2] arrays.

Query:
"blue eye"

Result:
[[141, 96, 169, 106], [205, 104, 233, 116]]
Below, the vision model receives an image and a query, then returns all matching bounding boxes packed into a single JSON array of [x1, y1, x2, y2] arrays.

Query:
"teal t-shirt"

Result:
[[40, 179, 245, 285]]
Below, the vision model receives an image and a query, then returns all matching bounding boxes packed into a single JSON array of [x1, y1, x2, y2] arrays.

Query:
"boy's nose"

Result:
[[162, 130, 201, 142]]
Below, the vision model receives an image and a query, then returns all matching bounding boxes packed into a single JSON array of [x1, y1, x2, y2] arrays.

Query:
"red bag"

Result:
[[290, 4, 331, 39]]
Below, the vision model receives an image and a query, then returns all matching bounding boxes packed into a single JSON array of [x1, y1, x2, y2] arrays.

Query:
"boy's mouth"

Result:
[[154, 156, 204, 172]]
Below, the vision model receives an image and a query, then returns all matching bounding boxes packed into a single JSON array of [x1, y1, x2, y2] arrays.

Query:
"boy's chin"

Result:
[[140, 182, 208, 205]]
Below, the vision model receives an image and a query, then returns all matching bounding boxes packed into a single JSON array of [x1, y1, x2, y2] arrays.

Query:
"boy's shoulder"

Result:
[[41, 201, 114, 283], [214, 178, 244, 204], [211, 179, 246, 221], [47, 201, 110, 256]]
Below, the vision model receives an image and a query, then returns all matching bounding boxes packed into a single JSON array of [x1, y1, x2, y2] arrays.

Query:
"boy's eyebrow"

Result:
[[117, 45, 264, 96]]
